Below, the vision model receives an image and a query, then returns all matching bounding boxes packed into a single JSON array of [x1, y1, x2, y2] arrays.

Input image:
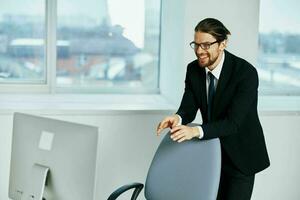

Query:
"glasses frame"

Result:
[[189, 40, 220, 50]]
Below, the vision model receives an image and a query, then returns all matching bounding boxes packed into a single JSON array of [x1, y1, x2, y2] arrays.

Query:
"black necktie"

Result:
[[207, 72, 215, 122]]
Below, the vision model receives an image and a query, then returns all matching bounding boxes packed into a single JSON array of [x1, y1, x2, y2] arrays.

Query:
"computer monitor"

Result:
[[9, 112, 99, 200]]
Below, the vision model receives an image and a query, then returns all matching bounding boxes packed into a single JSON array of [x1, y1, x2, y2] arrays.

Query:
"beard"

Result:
[[197, 52, 219, 68]]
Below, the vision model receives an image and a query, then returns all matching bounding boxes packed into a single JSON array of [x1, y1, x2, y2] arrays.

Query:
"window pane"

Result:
[[0, 0, 46, 83], [57, 0, 161, 93], [258, 0, 300, 94]]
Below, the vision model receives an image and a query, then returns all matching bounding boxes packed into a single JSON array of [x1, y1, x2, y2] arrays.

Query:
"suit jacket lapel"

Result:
[[213, 50, 233, 117], [195, 66, 208, 122], [190, 64, 208, 121]]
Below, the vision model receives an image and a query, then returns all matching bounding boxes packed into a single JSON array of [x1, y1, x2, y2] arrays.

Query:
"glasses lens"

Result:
[[190, 42, 196, 49], [201, 43, 210, 50]]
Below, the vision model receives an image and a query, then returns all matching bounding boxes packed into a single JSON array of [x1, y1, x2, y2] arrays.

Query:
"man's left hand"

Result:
[[170, 125, 200, 143]]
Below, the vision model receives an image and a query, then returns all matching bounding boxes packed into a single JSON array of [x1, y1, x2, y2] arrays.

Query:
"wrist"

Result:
[[192, 127, 200, 138]]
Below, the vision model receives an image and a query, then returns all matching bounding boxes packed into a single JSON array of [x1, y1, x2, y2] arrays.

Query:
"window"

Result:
[[0, 0, 161, 94], [258, 0, 300, 95], [0, 0, 45, 83]]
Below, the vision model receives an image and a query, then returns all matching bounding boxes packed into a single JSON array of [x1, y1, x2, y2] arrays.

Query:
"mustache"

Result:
[[197, 53, 209, 57]]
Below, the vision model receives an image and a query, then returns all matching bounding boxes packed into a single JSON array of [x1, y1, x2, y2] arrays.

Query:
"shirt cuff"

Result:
[[197, 126, 204, 139], [175, 114, 182, 126]]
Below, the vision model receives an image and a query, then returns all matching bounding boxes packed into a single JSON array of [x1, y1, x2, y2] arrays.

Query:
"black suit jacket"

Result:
[[176, 50, 270, 175]]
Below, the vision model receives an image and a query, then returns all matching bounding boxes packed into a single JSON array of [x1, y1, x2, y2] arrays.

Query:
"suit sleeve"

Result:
[[176, 65, 198, 124], [201, 65, 259, 140]]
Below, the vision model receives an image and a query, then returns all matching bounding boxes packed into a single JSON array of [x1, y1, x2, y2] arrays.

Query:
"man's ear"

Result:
[[220, 40, 227, 50]]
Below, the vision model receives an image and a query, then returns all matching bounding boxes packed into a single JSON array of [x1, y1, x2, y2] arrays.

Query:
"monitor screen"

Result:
[[9, 112, 99, 200]]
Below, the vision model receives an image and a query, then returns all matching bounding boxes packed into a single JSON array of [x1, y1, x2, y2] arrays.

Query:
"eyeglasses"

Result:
[[189, 40, 219, 50]]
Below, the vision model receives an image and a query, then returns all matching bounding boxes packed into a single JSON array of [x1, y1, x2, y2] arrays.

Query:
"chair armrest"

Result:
[[107, 182, 144, 200]]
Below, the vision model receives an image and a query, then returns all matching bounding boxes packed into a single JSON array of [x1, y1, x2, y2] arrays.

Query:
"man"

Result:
[[156, 18, 270, 200]]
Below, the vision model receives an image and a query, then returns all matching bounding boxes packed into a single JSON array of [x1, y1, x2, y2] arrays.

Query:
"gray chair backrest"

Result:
[[144, 124, 221, 200]]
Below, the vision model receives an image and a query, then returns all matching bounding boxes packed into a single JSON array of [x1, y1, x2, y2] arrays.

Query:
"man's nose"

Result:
[[196, 46, 205, 54]]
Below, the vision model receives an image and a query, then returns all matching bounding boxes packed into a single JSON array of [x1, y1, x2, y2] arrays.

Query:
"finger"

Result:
[[161, 119, 172, 129], [178, 136, 187, 143], [157, 122, 165, 134], [170, 125, 184, 133], [171, 131, 185, 141], [156, 122, 161, 131], [172, 134, 185, 142], [157, 127, 165, 136], [170, 129, 184, 139], [157, 120, 168, 134]]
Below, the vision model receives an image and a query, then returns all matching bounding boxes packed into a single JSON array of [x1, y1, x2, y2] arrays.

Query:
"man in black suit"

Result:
[[156, 18, 270, 200]]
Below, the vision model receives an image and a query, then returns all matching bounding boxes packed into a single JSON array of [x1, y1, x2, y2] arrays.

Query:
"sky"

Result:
[[259, 0, 300, 34], [0, 0, 146, 48], [107, 0, 145, 48], [58, 0, 146, 47]]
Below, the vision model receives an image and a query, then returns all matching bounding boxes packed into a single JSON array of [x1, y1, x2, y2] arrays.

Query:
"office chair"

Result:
[[107, 123, 221, 200]]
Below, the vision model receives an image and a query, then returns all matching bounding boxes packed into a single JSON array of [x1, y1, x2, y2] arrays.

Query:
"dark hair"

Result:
[[194, 18, 231, 42]]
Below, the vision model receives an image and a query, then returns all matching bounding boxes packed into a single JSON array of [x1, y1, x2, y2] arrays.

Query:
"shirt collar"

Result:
[[205, 51, 225, 80]]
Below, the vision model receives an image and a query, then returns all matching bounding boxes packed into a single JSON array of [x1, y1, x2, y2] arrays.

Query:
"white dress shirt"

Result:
[[177, 51, 225, 139]]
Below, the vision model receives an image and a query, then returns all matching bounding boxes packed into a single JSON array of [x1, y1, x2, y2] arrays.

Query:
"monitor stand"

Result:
[[26, 164, 49, 200]]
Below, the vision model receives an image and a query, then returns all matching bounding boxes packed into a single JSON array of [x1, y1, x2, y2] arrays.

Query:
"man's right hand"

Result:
[[156, 115, 180, 136]]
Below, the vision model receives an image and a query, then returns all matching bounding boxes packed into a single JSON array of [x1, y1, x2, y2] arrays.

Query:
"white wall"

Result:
[[1, 0, 300, 200], [253, 114, 300, 200], [1, 112, 300, 200]]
